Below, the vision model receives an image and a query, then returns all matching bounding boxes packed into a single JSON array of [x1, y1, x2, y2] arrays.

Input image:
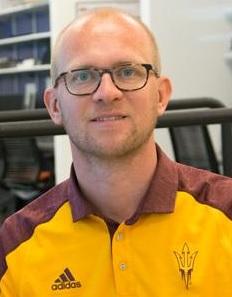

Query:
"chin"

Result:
[[75, 138, 151, 160], [70, 126, 155, 159]]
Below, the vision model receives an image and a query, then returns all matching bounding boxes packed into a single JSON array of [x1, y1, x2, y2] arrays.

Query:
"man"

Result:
[[0, 8, 232, 297]]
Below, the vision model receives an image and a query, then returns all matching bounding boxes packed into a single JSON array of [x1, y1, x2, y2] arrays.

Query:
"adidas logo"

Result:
[[51, 268, 82, 290]]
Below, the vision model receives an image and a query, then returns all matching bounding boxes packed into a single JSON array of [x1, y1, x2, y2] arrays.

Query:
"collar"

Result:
[[67, 145, 178, 223]]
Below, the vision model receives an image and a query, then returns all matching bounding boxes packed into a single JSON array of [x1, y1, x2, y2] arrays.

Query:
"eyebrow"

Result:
[[67, 61, 139, 71]]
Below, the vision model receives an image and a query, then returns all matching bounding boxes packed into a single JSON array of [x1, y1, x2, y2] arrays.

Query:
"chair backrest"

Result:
[[0, 136, 54, 213], [221, 123, 232, 177], [1, 137, 41, 186], [169, 125, 220, 173], [0, 141, 5, 180], [0, 187, 15, 225]]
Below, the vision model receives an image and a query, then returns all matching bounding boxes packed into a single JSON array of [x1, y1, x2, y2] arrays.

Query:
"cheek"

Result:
[[148, 87, 160, 115], [59, 97, 88, 129], [133, 88, 159, 117]]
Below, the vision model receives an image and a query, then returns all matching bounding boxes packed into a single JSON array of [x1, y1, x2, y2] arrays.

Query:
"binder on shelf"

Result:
[[35, 8, 49, 32], [14, 12, 33, 36], [0, 40, 50, 68], [18, 72, 35, 95], [37, 71, 49, 99], [0, 71, 50, 100], [0, 45, 13, 59], [0, 45, 16, 68], [0, 74, 18, 95], [17, 42, 33, 61], [0, 17, 12, 39], [24, 82, 36, 109], [36, 39, 50, 64], [36, 74, 50, 108]]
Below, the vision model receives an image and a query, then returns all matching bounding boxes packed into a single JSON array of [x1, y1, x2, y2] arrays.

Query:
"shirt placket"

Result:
[[112, 224, 136, 296]]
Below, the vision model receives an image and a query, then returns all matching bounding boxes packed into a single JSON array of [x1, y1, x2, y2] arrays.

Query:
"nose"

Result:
[[91, 73, 123, 103]]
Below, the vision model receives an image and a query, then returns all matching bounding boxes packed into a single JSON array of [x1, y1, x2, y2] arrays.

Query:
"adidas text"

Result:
[[51, 281, 81, 290]]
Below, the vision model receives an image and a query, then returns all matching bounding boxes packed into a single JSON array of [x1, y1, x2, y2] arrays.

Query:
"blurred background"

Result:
[[0, 0, 231, 222]]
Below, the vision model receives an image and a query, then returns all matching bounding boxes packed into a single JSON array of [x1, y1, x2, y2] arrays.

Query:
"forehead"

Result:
[[56, 14, 154, 71]]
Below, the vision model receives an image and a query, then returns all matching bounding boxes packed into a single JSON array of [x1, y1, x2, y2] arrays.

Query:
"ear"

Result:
[[43, 87, 63, 125], [157, 76, 172, 116]]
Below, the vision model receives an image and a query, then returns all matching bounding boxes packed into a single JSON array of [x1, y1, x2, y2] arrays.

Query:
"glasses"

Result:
[[54, 63, 159, 96]]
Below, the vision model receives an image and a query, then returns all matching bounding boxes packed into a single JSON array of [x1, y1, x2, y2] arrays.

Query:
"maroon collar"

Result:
[[67, 145, 178, 223]]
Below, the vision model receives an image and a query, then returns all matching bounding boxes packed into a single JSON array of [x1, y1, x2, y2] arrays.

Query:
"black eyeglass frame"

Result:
[[53, 63, 160, 96]]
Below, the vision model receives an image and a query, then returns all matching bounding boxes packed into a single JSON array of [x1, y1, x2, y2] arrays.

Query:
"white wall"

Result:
[[149, 0, 232, 103], [50, 0, 232, 182], [148, 0, 232, 159]]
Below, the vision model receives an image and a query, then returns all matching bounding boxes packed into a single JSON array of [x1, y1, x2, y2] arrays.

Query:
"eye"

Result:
[[114, 65, 144, 81], [120, 66, 135, 78], [72, 70, 93, 83]]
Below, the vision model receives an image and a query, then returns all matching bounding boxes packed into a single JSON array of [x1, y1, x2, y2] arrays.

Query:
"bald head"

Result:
[[50, 8, 161, 85]]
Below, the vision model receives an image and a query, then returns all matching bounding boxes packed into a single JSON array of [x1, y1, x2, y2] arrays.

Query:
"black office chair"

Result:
[[3, 138, 41, 185], [0, 93, 54, 216], [0, 137, 54, 211], [169, 125, 220, 173]]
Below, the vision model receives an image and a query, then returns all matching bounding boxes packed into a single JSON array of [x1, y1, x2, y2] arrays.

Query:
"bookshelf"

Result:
[[0, 0, 50, 106]]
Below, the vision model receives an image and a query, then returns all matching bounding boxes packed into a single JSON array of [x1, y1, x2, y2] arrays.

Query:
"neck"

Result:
[[72, 140, 157, 223]]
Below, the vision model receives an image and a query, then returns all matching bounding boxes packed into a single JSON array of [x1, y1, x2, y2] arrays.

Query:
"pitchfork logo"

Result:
[[173, 243, 198, 289]]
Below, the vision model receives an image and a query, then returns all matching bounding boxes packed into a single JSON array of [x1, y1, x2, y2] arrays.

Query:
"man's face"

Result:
[[47, 16, 171, 159]]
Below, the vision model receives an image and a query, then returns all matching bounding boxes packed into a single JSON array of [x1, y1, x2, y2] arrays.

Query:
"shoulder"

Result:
[[176, 162, 232, 219], [0, 179, 70, 278]]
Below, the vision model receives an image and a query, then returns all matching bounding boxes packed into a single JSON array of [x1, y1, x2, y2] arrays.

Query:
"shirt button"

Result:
[[116, 232, 124, 241], [119, 263, 127, 271]]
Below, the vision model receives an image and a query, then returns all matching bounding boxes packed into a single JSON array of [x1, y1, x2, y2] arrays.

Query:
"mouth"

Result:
[[91, 115, 127, 122]]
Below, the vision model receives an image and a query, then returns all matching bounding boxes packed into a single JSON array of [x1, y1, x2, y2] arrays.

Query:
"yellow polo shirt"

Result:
[[1, 146, 232, 296]]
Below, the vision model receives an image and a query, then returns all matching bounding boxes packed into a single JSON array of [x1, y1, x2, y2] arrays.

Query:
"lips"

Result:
[[91, 115, 127, 122]]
